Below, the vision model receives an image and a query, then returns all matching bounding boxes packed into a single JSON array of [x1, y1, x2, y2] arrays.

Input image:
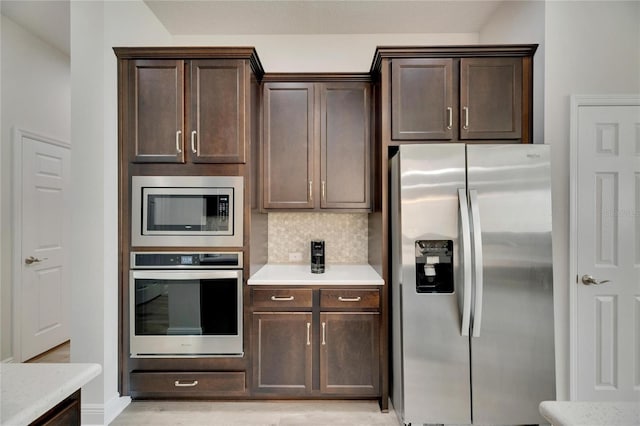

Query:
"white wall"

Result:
[[544, 0, 640, 400], [70, 1, 171, 423], [0, 14, 70, 362]]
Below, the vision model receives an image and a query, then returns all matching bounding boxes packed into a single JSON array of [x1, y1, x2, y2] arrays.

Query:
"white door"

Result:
[[570, 96, 640, 401], [14, 130, 71, 361]]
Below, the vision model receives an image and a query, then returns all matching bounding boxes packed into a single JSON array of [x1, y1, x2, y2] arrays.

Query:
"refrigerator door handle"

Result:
[[458, 188, 472, 337], [469, 189, 484, 338]]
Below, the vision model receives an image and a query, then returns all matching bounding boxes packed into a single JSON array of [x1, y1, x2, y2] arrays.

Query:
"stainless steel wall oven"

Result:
[[129, 252, 243, 357]]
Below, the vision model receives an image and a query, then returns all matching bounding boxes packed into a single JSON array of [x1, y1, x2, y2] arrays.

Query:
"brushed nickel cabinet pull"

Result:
[[191, 130, 197, 154], [306, 322, 311, 346], [176, 130, 182, 153], [322, 181, 326, 201], [321, 322, 326, 345], [462, 106, 469, 130], [309, 180, 313, 202], [174, 380, 198, 387], [338, 296, 361, 302], [446, 107, 453, 130], [270, 295, 294, 301]]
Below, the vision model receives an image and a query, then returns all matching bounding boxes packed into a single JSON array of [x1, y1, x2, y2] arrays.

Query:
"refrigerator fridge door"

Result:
[[467, 144, 555, 425], [391, 144, 471, 425]]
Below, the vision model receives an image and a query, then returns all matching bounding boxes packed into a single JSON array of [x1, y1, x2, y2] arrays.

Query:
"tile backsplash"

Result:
[[268, 213, 368, 264]]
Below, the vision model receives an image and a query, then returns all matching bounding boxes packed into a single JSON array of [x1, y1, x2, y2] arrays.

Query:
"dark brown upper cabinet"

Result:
[[376, 45, 536, 144], [262, 77, 371, 211], [262, 82, 315, 209], [189, 60, 246, 163], [459, 57, 522, 140], [320, 83, 371, 210], [391, 58, 453, 140], [117, 48, 264, 164], [129, 59, 185, 163]]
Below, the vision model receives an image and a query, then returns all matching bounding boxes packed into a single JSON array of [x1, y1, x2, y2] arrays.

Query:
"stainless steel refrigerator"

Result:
[[390, 144, 555, 425]]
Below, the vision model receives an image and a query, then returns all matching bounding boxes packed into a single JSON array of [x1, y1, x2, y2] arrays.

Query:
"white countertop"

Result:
[[539, 401, 640, 426], [1, 362, 102, 425], [248, 264, 384, 285]]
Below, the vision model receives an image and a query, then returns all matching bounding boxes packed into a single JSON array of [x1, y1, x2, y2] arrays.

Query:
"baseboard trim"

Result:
[[82, 395, 131, 426]]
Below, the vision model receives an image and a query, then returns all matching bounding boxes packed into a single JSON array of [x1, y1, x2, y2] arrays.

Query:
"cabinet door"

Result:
[[391, 58, 453, 140], [263, 83, 314, 209], [252, 312, 312, 394], [320, 312, 380, 395], [460, 57, 522, 140], [129, 59, 185, 163], [320, 83, 371, 209], [189, 60, 246, 163]]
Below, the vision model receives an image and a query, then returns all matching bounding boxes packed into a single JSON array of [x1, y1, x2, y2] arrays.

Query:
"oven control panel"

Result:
[[131, 252, 243, 269]]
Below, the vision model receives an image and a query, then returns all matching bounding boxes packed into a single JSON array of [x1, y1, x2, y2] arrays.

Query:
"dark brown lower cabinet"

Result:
[[129, 371, 246, 398], [252, 312, 313, 394], [251, 287, 381, 398], [320, 312, 380, 395], [30, 390, 80, 426]]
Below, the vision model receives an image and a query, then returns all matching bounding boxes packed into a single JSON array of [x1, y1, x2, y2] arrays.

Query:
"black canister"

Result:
[[310, 240, 325, 273]]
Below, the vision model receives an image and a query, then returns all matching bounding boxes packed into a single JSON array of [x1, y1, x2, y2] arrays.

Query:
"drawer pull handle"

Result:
[[306, 322, 311, 346], [338, 296, 361, 302], [271, 296, 294, 301], [322, 321, 326, 345], [174, 380, 198, 387]]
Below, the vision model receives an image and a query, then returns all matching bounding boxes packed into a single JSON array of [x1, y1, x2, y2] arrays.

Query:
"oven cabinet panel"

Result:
[[320, 312, 380, 395], [129, 371, 246, 398], [252, 312, 313, 394]]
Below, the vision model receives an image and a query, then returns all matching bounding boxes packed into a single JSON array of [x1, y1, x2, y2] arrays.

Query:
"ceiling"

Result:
[[144, 0, 503, 35], [0, 0, 504, 56], [0, 1, 70, 55]]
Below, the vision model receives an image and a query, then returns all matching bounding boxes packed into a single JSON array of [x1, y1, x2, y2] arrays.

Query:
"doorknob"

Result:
[[25, 256, 47, 265], [581, 274, 611, 286]]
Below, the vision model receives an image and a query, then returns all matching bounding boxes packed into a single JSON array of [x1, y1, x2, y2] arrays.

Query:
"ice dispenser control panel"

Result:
[[415, 240, 453, 293]]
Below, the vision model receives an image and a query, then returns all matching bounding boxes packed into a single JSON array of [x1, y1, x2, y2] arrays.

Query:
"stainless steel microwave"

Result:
[[131, 176, 243, 247]]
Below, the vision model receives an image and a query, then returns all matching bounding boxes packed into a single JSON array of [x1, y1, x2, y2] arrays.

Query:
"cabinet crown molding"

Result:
[[113, 46, 264, 79], [262, 73, 372, 83], [370, 44, 538, 74]]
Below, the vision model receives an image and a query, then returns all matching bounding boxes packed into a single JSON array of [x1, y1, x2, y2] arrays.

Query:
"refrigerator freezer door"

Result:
[[467, 144, 555, 425], [393, 144, 471, 425]]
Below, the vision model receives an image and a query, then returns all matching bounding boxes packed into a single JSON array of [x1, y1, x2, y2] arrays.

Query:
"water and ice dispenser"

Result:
[[415, 240, 453, 293]]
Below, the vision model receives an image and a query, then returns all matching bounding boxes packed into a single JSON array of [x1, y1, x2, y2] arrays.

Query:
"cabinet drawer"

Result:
[[320, 289, 380, 309], [252, 288, 313, 308], [129, 371, 245, 396]]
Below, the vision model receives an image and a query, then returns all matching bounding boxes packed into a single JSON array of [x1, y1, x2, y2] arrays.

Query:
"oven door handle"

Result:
[[130, 270, 242, 280]]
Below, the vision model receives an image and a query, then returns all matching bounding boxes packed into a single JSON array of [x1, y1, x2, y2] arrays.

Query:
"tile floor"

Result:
[[24, 343, 401, 425], [111, 400, 401, 426]]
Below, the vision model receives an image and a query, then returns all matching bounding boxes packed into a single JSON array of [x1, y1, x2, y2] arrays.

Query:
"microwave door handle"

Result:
[[469, 189, 484, 338], [458, 189, 472, 337]]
